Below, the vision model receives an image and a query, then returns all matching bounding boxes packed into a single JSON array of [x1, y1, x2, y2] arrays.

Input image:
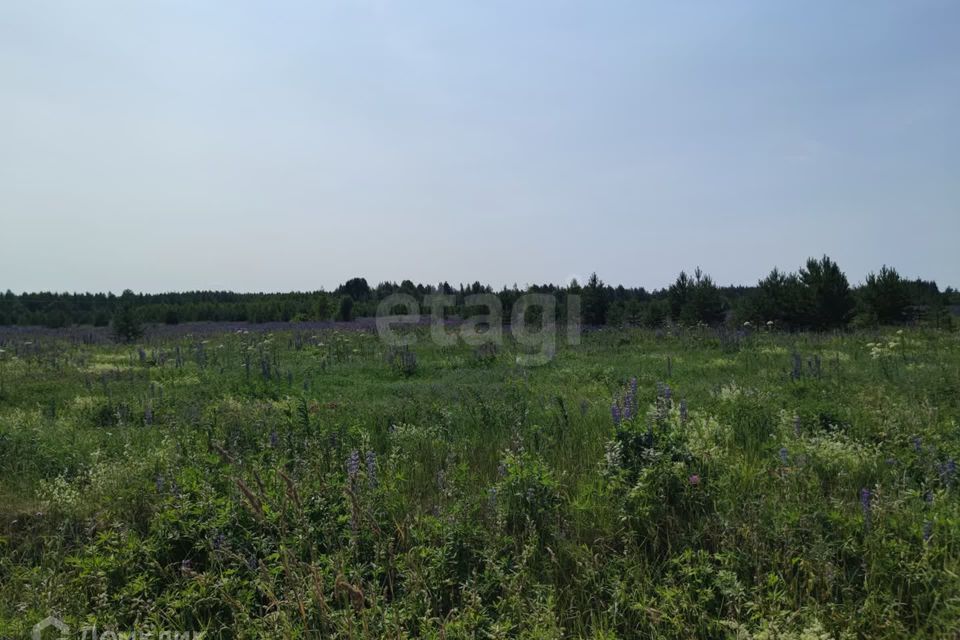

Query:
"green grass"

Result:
[[1, 326, 958, 638]]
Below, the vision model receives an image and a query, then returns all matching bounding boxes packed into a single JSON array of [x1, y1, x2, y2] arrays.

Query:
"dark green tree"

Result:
[[337, 277, 371, 301], [668, 271, 691, 321], [581, 273, 609, 325], [112, 304, 143, 342], [670, 268, 725, 326], [744, 268, 806, 328], [683, 268, 725, 325], [798, 255, 854, 329], [337, 296, 354, 321], [860, 265, 911, 325]]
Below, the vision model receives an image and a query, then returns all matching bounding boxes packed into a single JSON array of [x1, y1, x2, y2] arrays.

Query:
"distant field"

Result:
[[1, 325, 958, 638]]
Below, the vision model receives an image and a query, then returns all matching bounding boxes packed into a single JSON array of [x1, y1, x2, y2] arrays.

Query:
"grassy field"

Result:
[[1, 325, 958, 638]]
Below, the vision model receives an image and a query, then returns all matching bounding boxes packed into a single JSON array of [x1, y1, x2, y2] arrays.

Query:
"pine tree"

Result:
[[799, 255, 854, 329], [112, 305, 143, 342], [860, 266, 911, 325]]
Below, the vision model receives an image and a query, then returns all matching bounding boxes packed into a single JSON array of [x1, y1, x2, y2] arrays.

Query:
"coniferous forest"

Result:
[[3, 257, 957, 334]]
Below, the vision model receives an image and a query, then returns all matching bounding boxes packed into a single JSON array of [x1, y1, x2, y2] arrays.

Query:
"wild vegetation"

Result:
[[2, 257, 957, 332], [1, 321, 958, 638]]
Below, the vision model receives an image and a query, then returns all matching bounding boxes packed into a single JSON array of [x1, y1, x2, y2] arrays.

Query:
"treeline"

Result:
[[1, 256, 957, 331]]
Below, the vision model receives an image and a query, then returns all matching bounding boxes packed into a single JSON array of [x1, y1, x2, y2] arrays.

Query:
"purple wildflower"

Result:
[[269, 430, 279, 448], [155, 473, 164, 493], [912, 436, 922, 453], [779, 447, 789, 466], [611, 402, 622, 426], [923, 520, 933, 544], [624, 378, 638, 417], [366, 450, 377, 488], [791, 353, 802, 380], [941, 458, 957, 487], [346, 450, 360, 484], [860, 488, 872, 531]]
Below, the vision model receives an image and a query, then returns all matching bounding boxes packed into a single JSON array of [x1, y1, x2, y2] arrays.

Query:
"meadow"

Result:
[[1, 323, 958, 638]]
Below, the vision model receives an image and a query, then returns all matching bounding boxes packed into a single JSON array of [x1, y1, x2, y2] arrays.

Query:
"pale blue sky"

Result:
[[2, 1, 958, 293]]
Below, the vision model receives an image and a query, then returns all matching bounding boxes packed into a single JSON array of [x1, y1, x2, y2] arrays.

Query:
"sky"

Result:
[[2, 1, 958, 294]]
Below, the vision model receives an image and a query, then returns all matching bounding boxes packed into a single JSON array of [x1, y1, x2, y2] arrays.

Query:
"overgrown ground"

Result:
[[1, 325, 958, 638]]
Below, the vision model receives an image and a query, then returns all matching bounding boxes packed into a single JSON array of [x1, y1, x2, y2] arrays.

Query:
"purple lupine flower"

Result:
[[679, 399, 688, 424], [779, 447, 789, 466], [269, 430, 279, 448], [625, 378, 638, 417], [860, 488, 872, 530], [940, 459, 956, 487], [247, 554, 258, 571], [923, 520, 933, 543], [663, 385, 671, 402], [365, 450, 377, 488], [611, 402, 622, 426], [924, 490, 934, 506], [155, 473, 164, 493], [346, 450, 360, 484], [912, 436, 922, 453]]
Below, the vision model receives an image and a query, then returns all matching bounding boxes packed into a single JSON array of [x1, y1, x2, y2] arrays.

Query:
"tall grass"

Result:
[[0, 326, 958, 638]]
